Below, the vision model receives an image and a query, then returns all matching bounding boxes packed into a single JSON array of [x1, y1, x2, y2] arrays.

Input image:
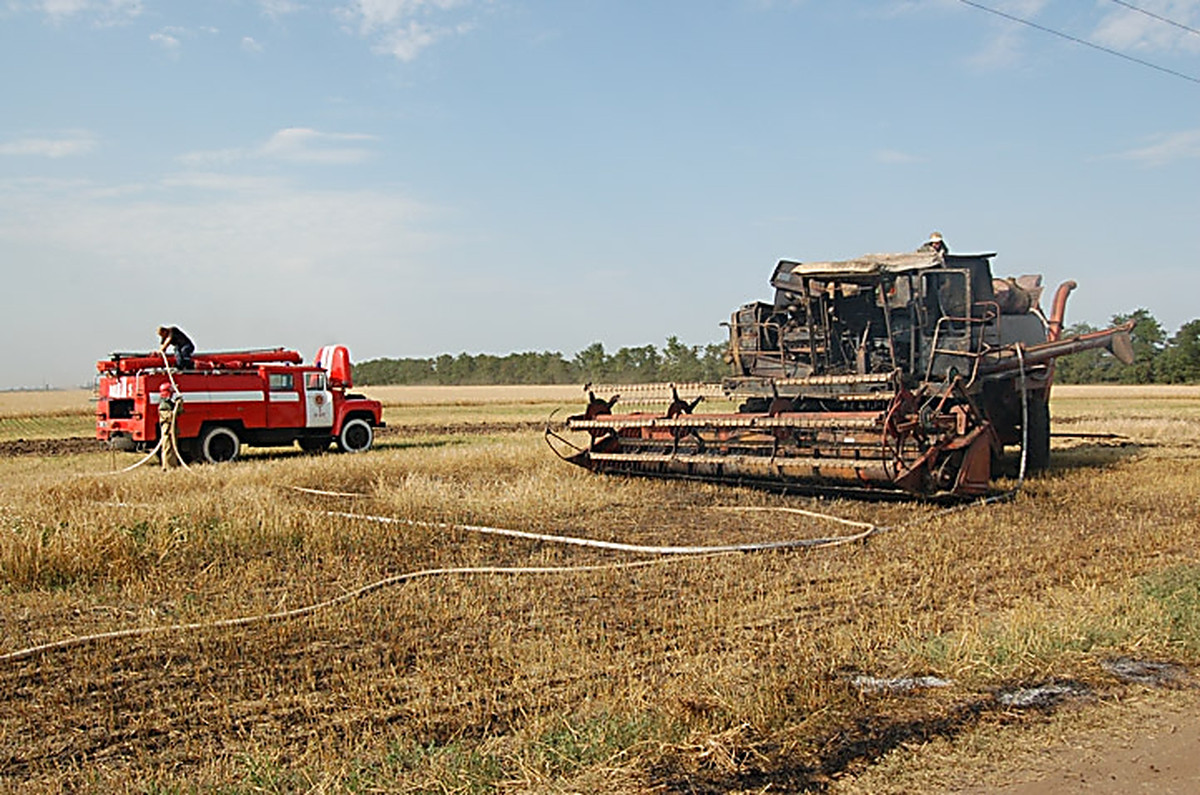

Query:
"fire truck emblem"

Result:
[[314, 394, 325, 406]]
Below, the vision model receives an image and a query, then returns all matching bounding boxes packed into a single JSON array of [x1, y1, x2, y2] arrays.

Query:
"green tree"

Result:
[[1053, 322, 1102, 384], [1158, 319, 1200, 384], [353, 357, 437, 385], [610, 345, 661, 382], [572, 342, 610, 384], [355, 339, 730, 386], [1111, 309, 1165, 384], [700, 342, 731, 380], [661, 336, 703, 382]]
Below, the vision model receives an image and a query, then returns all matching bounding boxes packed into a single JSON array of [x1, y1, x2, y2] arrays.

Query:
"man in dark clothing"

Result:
[[157, 325, 195, 370]]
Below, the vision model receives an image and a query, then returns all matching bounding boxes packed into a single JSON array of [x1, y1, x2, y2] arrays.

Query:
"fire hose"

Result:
[[8, 361, 1034, 664], [89, 350, 192, 476], [0, 499, 894, 664]]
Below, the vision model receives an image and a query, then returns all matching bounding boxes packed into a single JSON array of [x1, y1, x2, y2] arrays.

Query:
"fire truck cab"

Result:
[[95, 345, 385, 463]]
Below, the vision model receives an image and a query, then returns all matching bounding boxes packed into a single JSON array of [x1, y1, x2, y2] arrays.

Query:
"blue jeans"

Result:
[[176, 342, 194, 369]]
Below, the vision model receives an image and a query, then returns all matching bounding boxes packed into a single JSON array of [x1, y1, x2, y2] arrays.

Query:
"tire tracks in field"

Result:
[[0, 422, 545, 458]]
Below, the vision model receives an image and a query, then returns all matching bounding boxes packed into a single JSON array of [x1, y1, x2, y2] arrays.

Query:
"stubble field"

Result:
[[1, 384, 1199, 793]]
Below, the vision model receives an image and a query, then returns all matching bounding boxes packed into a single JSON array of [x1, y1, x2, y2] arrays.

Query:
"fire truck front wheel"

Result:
[[200, 425, 242, 463], [337, 418, 374, 453]]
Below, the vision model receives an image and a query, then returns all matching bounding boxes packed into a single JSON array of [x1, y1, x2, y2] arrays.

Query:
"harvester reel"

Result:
[[880, 390, 927, 481], [666, 385, 703, 419]]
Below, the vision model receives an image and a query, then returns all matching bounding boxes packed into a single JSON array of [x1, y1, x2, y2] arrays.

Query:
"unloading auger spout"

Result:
[[549, 247, 1135, 499]]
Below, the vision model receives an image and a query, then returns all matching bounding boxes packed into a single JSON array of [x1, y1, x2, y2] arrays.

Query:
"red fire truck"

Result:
[[95, 345, 385, 463]]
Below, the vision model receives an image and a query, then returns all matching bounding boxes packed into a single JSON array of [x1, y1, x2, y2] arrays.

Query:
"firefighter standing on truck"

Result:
[[158, 383, 182, 469], [157, 325, 194, 370]]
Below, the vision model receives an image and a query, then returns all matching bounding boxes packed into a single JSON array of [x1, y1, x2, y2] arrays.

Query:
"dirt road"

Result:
[[967, 696, 1200, 794]]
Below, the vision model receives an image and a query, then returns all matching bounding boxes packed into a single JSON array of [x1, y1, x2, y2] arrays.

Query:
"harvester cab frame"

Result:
[[747, 251, 1021, 388]]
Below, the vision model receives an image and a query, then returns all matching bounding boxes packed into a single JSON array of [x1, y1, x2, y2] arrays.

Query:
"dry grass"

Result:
[[0, 390, 93, 417], [359, 384, 586, 405], [0, 390, 95, 443], [0, 385, 1198, 792]]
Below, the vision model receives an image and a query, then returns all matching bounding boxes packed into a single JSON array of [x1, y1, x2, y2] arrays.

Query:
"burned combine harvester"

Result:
[[552, 249, 1134, 498]]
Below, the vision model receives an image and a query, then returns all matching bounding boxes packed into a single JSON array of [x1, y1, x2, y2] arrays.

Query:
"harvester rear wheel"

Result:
[[1025, 395, 1051, 473]]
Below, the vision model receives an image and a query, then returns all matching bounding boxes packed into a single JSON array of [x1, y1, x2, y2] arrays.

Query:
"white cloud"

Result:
[[883, 0, 1046, 17], [375, 19, 437, 61], [0, 172, 440, 387], [38, 0, 89, 17], [0, 131, 96, 157], [257, 0, 302, 19], [0, 172, 436, 281], [336, 0, 476, 61], [261, 128, 378, 163], [880, 0, 962, 17], [179, 128, 378, 167], [177, 146, 245, 167], [36, 0, 142, 24], [343, 0, 467, 33], [998, 0, 1050, 15], [1092, 0, 1200, 55], [149, 29, 180, 51], [160, 172, 290, 193], [874, 148, 922, 164], [958, 0, 1055, 69], [880, 0, 1055, 69], [149, 24, 219, 54], [242, 35, 264, 53], [1112, 129, 1200, 165]]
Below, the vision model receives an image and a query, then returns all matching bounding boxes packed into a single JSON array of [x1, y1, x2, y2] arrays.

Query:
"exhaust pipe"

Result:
[[1046, 280, 1077, 342], [980, 320, 1137, 376]]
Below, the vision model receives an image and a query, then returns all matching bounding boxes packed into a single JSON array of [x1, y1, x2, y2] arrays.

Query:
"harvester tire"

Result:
[[1026, 396, 1051, 473], [200, 426, 241, 463], [337, 418, 373, 453]]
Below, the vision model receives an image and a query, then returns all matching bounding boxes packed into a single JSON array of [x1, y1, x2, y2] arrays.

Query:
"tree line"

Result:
[[352, 337, 730, 386], [353, 311, 1200, 386], [1054, 310, 1200, 384]]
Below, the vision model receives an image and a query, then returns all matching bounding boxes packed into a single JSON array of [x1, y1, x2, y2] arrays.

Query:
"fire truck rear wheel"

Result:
[[200, 425, 241, 463], [337, 418, 373, 453]]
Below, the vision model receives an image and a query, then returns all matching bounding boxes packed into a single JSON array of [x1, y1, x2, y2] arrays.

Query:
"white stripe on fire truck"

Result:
[[268, 392, 301, 403], [149, 391, 266, 405]]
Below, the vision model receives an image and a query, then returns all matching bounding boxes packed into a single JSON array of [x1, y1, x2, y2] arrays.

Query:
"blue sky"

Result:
[[2, 0, 1198, 389]]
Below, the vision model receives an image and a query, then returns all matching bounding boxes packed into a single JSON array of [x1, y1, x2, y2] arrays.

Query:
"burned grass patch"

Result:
[[654, 679, 1098, 794], [1101, 657, 1193, 688]]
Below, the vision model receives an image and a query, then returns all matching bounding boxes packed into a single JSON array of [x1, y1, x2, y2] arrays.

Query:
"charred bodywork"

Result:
[[551, 249, 1133, 498]]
